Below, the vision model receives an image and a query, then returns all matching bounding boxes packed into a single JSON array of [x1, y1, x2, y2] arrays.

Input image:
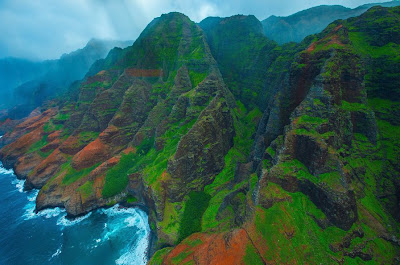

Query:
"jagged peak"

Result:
[[200, 14, 263, 36], [141, 11, 193, 35]]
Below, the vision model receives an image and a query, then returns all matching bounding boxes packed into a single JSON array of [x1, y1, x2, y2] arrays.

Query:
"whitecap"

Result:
[[115, 209, 150, 265], [38, 207, 66, 219], [27, 190, 39, 202], [0, 166, 14, 175], [114, 229, 149, 265], [56, 212, 92, 227], [24, 205, 65, 220], [101, 204, 138, 216], [102, 224, 119, 241], [100, 205, 140, 242], [22, 190, 39, 220], [22, 200, 37, 220], [11, 178, 26, 193], [22, 190, 66, 220], [50, 245, 62, 259], [124, 215, 141, 227]]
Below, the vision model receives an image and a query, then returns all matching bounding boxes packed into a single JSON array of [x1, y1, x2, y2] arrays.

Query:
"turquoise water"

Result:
[[0, 164, 150, 265]]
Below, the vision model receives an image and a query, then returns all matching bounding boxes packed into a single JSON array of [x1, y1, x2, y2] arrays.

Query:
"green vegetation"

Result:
[[149, 247, 173, 265], [78, 181, 94, 200], [43, 120, 63, 133], [125, 195, 138, 204], [102, 152, 135, 198], [341, 100, 368, 112], [62, 163, 100, 185], [254, 191, 348, 263], [296, 115, 327, 125], [201, 102, 262, 231], [349, 32, 400, 60], [27, 135, 48, 154], [171, 249, 193, 265], [4, 7, 400, 264], [243, 243, 264, 265], [178, 191, 211, 242], [188, 71, 207, 87]]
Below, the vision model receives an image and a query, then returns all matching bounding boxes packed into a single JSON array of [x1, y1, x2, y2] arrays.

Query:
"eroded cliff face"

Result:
[[0, 11, 238, 255], [150, 7, 400, 264], [0, 7, 399, 265]]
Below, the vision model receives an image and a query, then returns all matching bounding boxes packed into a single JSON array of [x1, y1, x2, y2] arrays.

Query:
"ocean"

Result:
[[0, 163, 150, 265]]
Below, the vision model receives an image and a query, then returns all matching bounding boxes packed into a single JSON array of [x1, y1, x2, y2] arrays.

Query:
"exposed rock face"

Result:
[[1, 7, 400, 265], [0, 12, 238, 251], [0, 108, 57, 168], [167, 95, 235, 201]]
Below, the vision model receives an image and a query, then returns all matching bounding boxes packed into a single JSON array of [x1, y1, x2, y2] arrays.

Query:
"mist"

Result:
[[0, 0, 391, 60]]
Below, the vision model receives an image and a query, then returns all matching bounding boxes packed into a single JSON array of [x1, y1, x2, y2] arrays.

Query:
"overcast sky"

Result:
[[0, 0, 390, 60]]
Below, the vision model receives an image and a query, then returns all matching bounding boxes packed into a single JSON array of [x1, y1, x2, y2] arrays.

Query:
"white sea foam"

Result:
[[101, 205, 140, 242], [22, 190, 66, 220], [22, 190, 39, 220], [114, 208, 150, 265], [0, 166, 14, 175], [27, 190, 38, 202], [124, 215, 141, 228], [101, 204, 138, 216], [39, 207, 66, 219], [24, 205, 65, 220], [11, 178, 25, 193], [50, 245, 62, 259], [57, 212, 92, 227]]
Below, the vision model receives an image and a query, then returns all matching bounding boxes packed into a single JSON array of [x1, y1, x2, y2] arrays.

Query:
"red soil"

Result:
[[47, 130, 62, 142], [28, 148, 67, 187], [71, 138, 111, 170], [307, 24, 344, 53], [125, 68, 163, 77], [59, 135, 83, 155], [163, 229, 252, 265]]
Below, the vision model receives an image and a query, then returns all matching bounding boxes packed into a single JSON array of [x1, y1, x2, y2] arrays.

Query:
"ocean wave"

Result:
[[50, 245, 62, 259], [38, 207, 66, 219], [0, 167, 14, 175], [27, 190, 39, 202], [11, 178, 25, 193], [56, 212, 92, 227], [115, 209, 150, 265], [22, 190, 39, 220], [22, 190, 67, 220], [24, 205, 66, 220], [115, 227, 149, 265], [101, 204, 138, 216]]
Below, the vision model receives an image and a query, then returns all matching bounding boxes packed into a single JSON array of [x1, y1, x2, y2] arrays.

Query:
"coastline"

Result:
[[0, 157, 155, 263]]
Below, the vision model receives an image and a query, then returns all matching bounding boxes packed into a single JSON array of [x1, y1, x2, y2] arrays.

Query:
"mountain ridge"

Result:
[[261, 0, 400, 44], [0, 6, 399, 265], [0, 39, 132, 119]]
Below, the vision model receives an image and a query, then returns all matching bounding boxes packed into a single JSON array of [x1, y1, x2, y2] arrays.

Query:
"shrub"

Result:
[[178, 191, 211, 242], [102, 152, 135, 198]]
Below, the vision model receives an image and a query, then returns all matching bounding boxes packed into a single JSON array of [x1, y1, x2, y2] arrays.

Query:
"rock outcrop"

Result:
[[1, 7, 400, 265]]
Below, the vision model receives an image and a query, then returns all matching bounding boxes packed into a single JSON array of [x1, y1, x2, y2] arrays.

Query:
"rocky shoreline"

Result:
[[0, 156, 159, 260], [0, 7, 399, 264]]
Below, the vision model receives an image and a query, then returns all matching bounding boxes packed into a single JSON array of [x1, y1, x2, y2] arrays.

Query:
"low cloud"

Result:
[[0, 0, 388, 60]]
